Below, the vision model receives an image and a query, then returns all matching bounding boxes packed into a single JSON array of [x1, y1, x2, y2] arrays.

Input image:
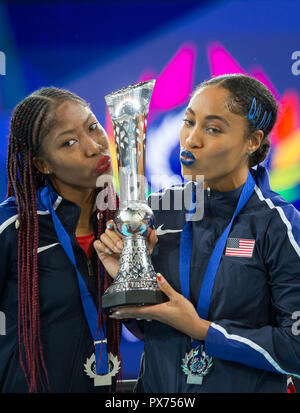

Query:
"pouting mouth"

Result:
[[180, 150, 196, 165], [180, 150, 196, 160], [95, 155, 111, 171], [95, 161, 111, 174]]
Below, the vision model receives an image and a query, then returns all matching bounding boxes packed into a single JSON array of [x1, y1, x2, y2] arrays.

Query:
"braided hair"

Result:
[[194, 74, 278, 167], [6, 87, 122, 392]]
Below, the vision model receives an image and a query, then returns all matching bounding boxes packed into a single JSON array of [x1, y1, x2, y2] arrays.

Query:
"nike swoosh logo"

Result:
[[37, 242, 60, 254], [156, 225, 183, 236]]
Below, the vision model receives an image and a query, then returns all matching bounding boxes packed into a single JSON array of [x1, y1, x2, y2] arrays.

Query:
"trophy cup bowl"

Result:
[[102, 80, 168, 313]]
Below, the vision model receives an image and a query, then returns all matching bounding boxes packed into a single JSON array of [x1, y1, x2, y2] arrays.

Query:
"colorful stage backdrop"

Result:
[[0, 0, 299, 379]]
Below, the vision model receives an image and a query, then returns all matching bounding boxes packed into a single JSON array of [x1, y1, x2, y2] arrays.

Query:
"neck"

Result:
[[203, 165, 249, 192], [50, 178, 96, 230]]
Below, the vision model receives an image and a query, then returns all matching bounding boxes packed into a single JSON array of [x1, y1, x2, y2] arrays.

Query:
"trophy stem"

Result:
[[102, 80, 168, 313], [102, 236, 167, 313]]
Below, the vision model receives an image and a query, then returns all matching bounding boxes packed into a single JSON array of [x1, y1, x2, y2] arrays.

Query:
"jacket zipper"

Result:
[[87, 259, 93, 277]]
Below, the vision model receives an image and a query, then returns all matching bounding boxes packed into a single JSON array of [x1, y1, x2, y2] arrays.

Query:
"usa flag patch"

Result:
[[225, 238, 255, 257]]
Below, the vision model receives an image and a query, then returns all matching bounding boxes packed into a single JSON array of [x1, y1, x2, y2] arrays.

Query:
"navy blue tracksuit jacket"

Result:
[[133, 164, 300, 393], [0, 181, 111, 393]]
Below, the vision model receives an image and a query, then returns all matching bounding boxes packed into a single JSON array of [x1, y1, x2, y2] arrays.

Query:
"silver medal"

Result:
[[84, 352, 121, 386], [181, 344, 213, 385]]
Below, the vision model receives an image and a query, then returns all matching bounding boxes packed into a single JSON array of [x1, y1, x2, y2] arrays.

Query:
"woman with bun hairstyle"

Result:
[[0, 87, 122, 392], [95, 74, 300, 393]]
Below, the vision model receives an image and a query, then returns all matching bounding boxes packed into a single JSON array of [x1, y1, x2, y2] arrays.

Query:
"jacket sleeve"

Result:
[[204, 205, 300, 378]]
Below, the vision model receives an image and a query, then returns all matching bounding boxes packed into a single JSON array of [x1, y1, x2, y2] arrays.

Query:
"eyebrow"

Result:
[[55, 112, 93, 140], [186, 107, 230, 127]]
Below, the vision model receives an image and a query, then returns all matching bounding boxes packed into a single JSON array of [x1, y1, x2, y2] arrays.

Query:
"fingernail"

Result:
[[110, 311, 120, 318], [107, 223, 113, 230], [105, 249, 113, 255], [157, 273, 163, 282]]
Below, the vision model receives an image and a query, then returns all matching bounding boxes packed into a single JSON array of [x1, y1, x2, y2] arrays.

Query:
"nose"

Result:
[[184, 128, 203, 150], [82, 133, 105, 157]]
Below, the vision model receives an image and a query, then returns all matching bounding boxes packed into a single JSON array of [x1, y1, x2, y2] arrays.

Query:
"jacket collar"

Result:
[[198, 164, 270, 216], [35, 165, 270, 230], [37, 180, 64, 213], [37, 179, 99, 213], [250, 163, 272, 194], [36, 179, 99, 235]]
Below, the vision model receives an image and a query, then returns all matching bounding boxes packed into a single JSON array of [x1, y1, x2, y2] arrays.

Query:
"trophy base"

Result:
[[102, 289, 168, 314]]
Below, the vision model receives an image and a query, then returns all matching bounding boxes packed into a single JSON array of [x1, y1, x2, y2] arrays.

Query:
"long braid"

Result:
[[7, 96, 52, 392], [5, 87, 123, 392]]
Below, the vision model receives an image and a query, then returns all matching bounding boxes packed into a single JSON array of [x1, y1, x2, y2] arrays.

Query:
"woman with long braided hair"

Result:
[[0, 87, 122, 392]]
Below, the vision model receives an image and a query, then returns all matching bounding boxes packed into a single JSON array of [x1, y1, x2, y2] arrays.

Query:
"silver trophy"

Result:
[[102, 80, 167, 313]]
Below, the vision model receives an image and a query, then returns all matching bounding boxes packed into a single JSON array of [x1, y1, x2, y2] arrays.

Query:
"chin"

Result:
[[181, 165, 196, 180], [183, 165, 208, 184]]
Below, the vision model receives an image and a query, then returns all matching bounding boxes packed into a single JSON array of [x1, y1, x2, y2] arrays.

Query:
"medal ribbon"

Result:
[[179, 171, 255, 321], [40, 188, 108, 375]]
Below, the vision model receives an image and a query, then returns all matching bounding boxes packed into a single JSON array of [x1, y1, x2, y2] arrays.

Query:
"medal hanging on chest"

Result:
[[82, 319, 121, 386], [182, 341, 213, 385], [41, 187, 121, 386], [84, 352, 121, 386], [179, 172, 255, 385]]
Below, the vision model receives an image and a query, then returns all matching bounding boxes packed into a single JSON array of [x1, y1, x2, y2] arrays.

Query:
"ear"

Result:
[[32, 156, 51, 175], [247, 130, 264, 154]]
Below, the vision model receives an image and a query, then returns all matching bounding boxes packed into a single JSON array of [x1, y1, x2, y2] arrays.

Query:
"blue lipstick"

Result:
[[180, 150, 196, 166]]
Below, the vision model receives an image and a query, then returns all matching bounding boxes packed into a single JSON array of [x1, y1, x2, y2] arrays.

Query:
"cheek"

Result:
[[49, 154, 82, 175], [215, 145, 234, 159], [204, 139, 231, 159], [209, 134, 245, 158]]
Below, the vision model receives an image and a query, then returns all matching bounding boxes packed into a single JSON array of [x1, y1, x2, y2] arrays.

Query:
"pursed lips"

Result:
[[180, 150, 196, 166], [95, 155, 111, 172]]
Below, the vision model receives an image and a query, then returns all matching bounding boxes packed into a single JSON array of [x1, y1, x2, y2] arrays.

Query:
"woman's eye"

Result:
[[183, 118, 194, 127], [205, 127, 221, 134], [62, 139, 76, 147], [89, 122, 99, 131]]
